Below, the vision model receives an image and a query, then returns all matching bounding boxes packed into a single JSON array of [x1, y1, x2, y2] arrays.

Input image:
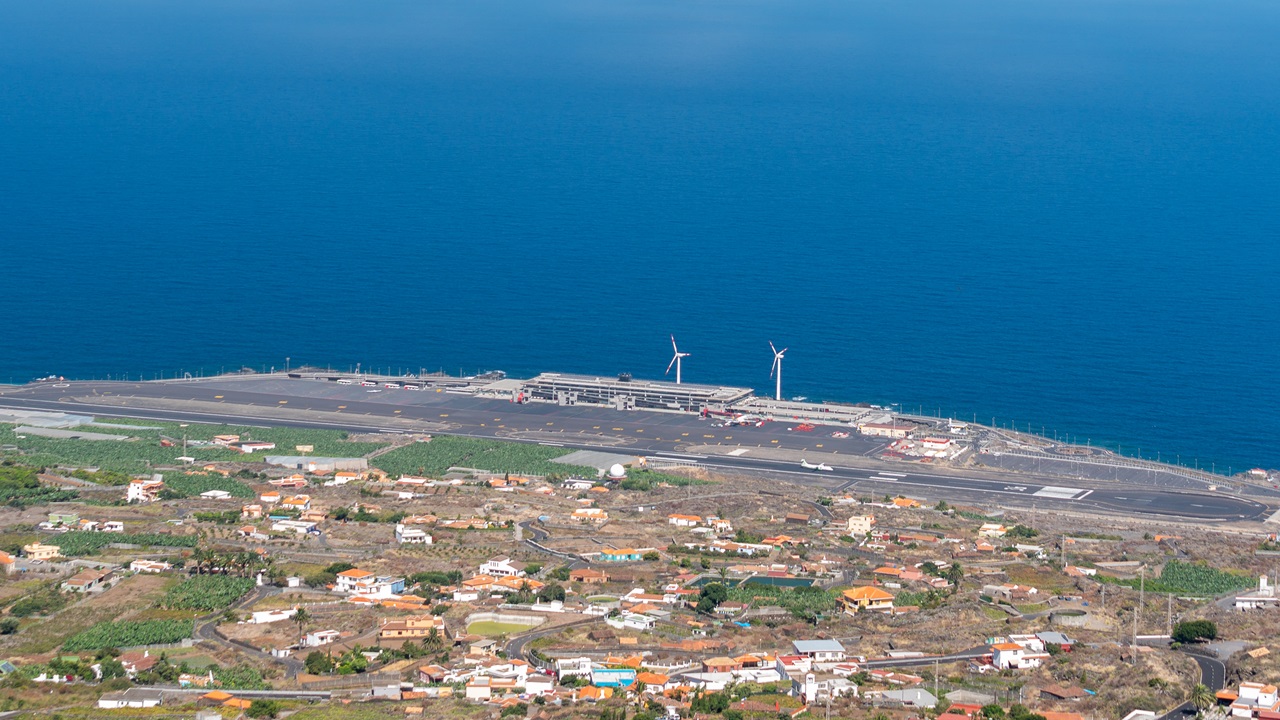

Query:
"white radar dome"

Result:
[[607, 464, 627, 479]]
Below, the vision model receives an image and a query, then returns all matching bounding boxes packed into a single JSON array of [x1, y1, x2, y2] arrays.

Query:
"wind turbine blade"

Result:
[[666, 355, 677, 375], [671, 335, 679, 353], [781, 348, 789, 355], [769, 340, 777, 355]]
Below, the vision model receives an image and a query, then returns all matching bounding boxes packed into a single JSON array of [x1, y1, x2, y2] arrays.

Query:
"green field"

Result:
[[373, 435, 595, 477], [1098, 559, 1253, 595], [0, 418, 388, 473], [467, 620, 538, 636]]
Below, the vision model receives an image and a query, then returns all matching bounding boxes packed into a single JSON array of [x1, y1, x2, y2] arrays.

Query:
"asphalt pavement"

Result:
[[0, 378, 1270, 523]]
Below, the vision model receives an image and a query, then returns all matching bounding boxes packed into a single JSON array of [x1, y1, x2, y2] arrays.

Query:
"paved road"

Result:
[[0, 378, 1269, 523], [1158, 650, 1227, 719], [195, 585, 307, 677], [505, 616, 603, 668]]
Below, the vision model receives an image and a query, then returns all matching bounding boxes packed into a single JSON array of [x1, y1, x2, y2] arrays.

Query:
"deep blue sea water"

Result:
[[1, 0, 1278, 472]]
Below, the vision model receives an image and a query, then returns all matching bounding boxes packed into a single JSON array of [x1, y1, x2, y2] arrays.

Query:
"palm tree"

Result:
[[292, 607, 311, 643], [1189, 683, 1214, 713]]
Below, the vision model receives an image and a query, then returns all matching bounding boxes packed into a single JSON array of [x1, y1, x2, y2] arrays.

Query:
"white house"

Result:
[[524, 673, 555, 696], [1228, 681, 1280, 717], [333, 569, 405, 598], [606, 612, 656, 631], [248, 608, 297, 625], [98, 688, 164, 709], [305, 630, 341, 647], [978, 523, 1008, 538], [395, 524, 432, 545], [129, 560, 171, 574], [556, 657, 594, 678], [271, 519, 318, 535], [668, 514, 701, 527], [846, 515, 874, 535], [793, 639, 846, 663], [127, 478, 165, 503], [200, 490, 232, 500], [991, 643, 1047, 670], [479, 557, 527, 577], [101, 521, 124, 533]]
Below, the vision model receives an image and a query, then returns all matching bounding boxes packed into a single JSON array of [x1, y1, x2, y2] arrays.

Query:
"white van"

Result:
[[336, 379, 353, 385]]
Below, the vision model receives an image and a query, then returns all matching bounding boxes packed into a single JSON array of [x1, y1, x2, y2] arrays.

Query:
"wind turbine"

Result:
[[666, 335, 691, 384], [769, 341, 788, 401]]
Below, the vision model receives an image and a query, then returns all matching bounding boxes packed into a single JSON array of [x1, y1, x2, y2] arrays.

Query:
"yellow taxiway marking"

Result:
[[498, 424, 505, 428], [546, 422, 554, 426], [494, 418, 502, 422], [771, 439, 779, 443], [724, 436, 733, 440], [816, 444, 823, 448], [681, 432, 689, 437], [214, 395, 223, 399], [612, 427, 624, 431], [703, 434, 715, 439], [439, 414, 449, 417], [394, 410, 402, 414], [278, 400, 287, 404], [634, 429, 643, 433], [337, 405, 346, 409], [480, 423, 485, 427], [593, 426, 601, 430]]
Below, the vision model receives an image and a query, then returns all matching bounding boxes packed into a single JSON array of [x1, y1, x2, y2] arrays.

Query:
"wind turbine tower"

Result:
[[666, 335, 691, 384], [769, 341, 788, 401]]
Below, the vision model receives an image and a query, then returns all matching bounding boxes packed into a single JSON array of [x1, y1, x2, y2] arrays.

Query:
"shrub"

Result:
[[247, 699, 280, 718], [1172, 620, 1217, 644]]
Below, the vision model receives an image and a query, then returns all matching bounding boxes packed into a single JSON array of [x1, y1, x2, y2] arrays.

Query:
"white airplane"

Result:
[[800, 459, 833, 472]]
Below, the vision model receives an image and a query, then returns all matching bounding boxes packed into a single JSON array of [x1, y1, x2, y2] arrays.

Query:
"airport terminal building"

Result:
[[521, 373, 752, 412]]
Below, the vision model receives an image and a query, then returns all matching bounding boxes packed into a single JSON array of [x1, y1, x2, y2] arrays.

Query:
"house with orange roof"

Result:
[[197, 690, 233, 706], [378, 614, 445, 642], [992, 642, 1048, 670], [575, 686, 613, 701], [572, 507, 609, 524], [241, 504, 262, 519], [668, 514, 702, 527], [493, 576, 544, 593], [570, 568, 609, 584], [892, 497, 922, 508], [702, 656, 743, 673], [126, 478, 165, 503], [281, 494, 311, 511], [1223, 681, 1280, 717], [635, 672, 673, 692], [841, 586, 894, 614]]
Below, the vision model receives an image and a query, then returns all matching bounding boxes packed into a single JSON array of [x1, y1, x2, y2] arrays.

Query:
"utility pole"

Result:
[[1167, 593, 1173, 637], [1061, 534, 1067, 566]]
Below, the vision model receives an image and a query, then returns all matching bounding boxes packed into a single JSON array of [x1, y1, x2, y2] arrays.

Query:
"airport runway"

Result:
[[0, 378, 1269, 523]]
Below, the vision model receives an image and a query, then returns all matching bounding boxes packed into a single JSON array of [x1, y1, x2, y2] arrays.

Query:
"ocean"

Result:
[[1, 0, 1277, 472]]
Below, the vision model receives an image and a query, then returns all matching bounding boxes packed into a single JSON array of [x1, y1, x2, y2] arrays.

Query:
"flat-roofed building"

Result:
[[521, 373, 752, 412]]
